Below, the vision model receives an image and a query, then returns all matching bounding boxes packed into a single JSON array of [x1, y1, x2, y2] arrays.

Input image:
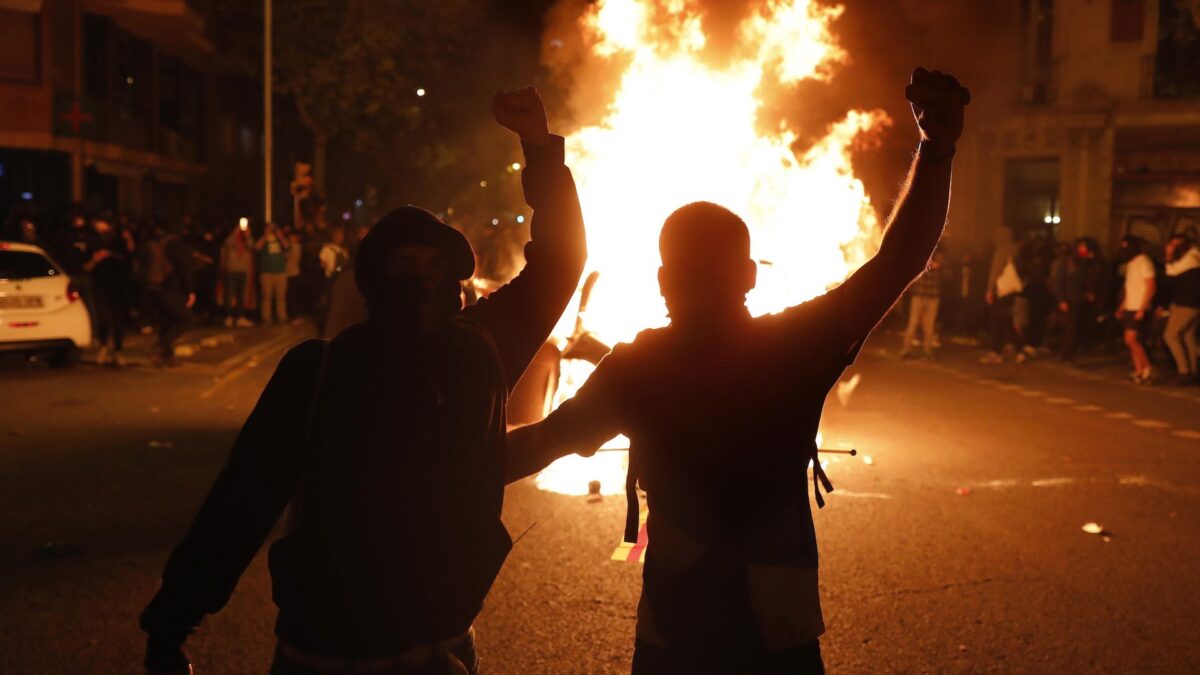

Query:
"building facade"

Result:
[[950, 0, 1200, 250], [0, 0, 263, 234]]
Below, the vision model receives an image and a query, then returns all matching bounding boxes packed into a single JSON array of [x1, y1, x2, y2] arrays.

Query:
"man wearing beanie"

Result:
[[140, 86, 585, 675]]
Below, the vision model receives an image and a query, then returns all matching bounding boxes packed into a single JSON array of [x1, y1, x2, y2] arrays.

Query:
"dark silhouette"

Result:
[[139, 86, 586, 674], [139, 220, 196, 367], [506, 68, 969, 674]]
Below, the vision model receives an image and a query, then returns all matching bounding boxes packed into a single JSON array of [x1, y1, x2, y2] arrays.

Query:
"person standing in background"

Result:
[[982, 226, 1025, 364], [284, 227, 304, 322], [900, 250, 943, 359], [1163, 234, 1200, 385], [257, 224, 290, 325], [139, 220, 196, 367], [84, 214, 133, 366], [1116, 235, 1157, 384], [221, 224, 255, 327]]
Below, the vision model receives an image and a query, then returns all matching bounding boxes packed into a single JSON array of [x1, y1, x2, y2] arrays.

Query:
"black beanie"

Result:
[[354, 206, 475, 303]]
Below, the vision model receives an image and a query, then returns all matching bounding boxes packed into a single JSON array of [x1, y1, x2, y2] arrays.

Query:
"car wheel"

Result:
[[48, 346, 80, 368]]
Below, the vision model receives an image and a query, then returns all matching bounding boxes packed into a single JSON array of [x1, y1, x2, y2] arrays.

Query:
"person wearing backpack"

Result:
[[504, 68, 968, 675], [139, 86, 586, 675], [140, 220, 196, 367]]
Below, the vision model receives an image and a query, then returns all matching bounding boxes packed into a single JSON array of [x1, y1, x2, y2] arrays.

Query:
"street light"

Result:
[[416, 88, 426, 97]]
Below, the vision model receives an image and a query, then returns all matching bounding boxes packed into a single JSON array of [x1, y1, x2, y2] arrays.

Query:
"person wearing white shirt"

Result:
[[1116, 236, 1157, 384]]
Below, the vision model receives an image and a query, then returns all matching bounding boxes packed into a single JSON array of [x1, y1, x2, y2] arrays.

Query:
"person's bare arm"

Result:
[[833, 68, 969, 344], [505, 353, 625, 483]]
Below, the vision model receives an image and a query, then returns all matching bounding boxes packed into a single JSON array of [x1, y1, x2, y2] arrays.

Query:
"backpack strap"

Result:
[[623, 448, 640, 544]]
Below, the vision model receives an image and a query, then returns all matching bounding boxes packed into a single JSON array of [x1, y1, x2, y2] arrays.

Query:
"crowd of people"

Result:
[[896, 225, 1200, 386], [2, 206, 355, 367]]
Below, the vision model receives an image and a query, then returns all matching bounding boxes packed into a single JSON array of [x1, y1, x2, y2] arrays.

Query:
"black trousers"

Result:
[[1061, 302, 1096, 361], [632, 639, 824, 675], [145, 287, 191, 357], [92, 279, 127, 351], [989, 294, 1021, 353]]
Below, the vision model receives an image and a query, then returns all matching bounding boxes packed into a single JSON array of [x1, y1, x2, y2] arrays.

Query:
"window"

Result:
[[0, 250, 58, 280], [1155, 0, 1200, 98], [1111, 0, 1144, 42], [1018, 0, 1054, 103], [84, 14, 109, 99], [0, 9, 40, 84]]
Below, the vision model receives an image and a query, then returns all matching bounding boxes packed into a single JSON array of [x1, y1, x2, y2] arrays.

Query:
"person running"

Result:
[[1163, 234, 1200, 385], [139, 86, 586, 675], [505, 68, 968, 674], [1116, 235, 1157, 384], [257, 223, 291, 324]]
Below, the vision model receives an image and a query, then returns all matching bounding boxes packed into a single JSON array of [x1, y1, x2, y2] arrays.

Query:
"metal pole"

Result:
[[263, 0, 273, 225]]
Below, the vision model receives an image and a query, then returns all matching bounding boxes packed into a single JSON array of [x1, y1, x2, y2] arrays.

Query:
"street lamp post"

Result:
[[264, 0, 273, 226]]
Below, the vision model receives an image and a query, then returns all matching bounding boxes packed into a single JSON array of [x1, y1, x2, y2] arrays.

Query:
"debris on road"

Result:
[[955, 487, 971, 496], [1082, 522, 1113, 541]]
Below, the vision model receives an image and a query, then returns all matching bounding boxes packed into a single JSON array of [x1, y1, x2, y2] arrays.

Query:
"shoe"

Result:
[[224, 316, 234, 327], [1015, 352, 1028, 364], [980, 352, 1003, 365], [96, 345, 111, 366], [923, 350, 938, 361], [236, 317, 254, 328], [1023, 345, 1037, 356], [1167, 372, 1196, 386], [1133, 368, 1154, 385], [111, 350, 126, 367], [140, 325, 154, 335]]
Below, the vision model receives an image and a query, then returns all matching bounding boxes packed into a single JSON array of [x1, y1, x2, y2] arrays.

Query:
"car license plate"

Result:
[[0, 295, 44, 309]]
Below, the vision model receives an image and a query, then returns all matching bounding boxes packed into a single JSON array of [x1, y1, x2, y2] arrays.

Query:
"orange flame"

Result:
[[535, 0, 887, 496]]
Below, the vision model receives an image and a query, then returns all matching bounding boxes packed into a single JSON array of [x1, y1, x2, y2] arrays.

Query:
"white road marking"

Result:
[[1045, 397, 1074, 404], [1171, 430, 1200, 441], [1030, 477, 1075, 487], [1105, 412, 1134, 420], [1073, 404, 1104, 412], [830, 490, 892, 499], [1132, 419, 1171, 429]]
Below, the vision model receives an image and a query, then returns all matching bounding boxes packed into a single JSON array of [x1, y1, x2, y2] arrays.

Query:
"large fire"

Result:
[[533, 0, 888, 496]]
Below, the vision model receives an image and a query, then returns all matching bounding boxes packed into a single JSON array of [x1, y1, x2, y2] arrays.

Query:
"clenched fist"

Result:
[[493, 86, 550, 145], [905, 67, 970, 153]]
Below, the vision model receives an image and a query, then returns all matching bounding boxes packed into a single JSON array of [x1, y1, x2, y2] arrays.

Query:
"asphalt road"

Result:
[[1, 326, 1197, 674]]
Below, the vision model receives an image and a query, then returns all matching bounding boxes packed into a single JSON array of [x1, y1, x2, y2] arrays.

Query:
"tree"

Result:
[[209, 0, 484, 199]]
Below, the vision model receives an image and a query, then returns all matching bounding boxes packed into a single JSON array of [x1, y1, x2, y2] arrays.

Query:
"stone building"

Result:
[[950, 0, 1200, 250]]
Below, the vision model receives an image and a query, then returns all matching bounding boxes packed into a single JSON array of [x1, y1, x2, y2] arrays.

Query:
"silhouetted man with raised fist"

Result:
[[507, 68, 969, 674], [141, 86, 586, 675]]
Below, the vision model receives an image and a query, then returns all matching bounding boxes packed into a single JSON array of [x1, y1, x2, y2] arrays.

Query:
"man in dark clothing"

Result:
[[1053, 238, 1105, 362], [84, 214, 134, 366], [140, 222, 196, 366], [54, 210, 96, 326], [505, 68, 968, 674], [140, 86, 586, 675]]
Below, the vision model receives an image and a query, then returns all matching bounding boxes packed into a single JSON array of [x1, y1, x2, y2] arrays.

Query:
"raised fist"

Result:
[[905, 67, 970, 151], [492, 86, 550, 144]]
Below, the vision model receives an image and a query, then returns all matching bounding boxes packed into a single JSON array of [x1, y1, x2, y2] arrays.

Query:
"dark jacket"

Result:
[[140, 136, 585, 660]]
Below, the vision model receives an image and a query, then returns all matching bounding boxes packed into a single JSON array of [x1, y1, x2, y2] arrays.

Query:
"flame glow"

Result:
[[534, 0, 887, 496]]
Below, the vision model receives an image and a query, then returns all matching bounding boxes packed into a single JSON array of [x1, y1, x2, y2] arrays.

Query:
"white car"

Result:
[[0, 241, 92, 366]]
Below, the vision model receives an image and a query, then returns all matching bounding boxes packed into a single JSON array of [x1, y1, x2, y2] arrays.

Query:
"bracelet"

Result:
[[919, 140, 956, 160]]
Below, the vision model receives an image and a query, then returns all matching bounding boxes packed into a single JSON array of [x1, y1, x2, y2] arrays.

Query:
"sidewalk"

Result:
[[81, 319, 314, 375], [879, 331, 1200, 403]]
